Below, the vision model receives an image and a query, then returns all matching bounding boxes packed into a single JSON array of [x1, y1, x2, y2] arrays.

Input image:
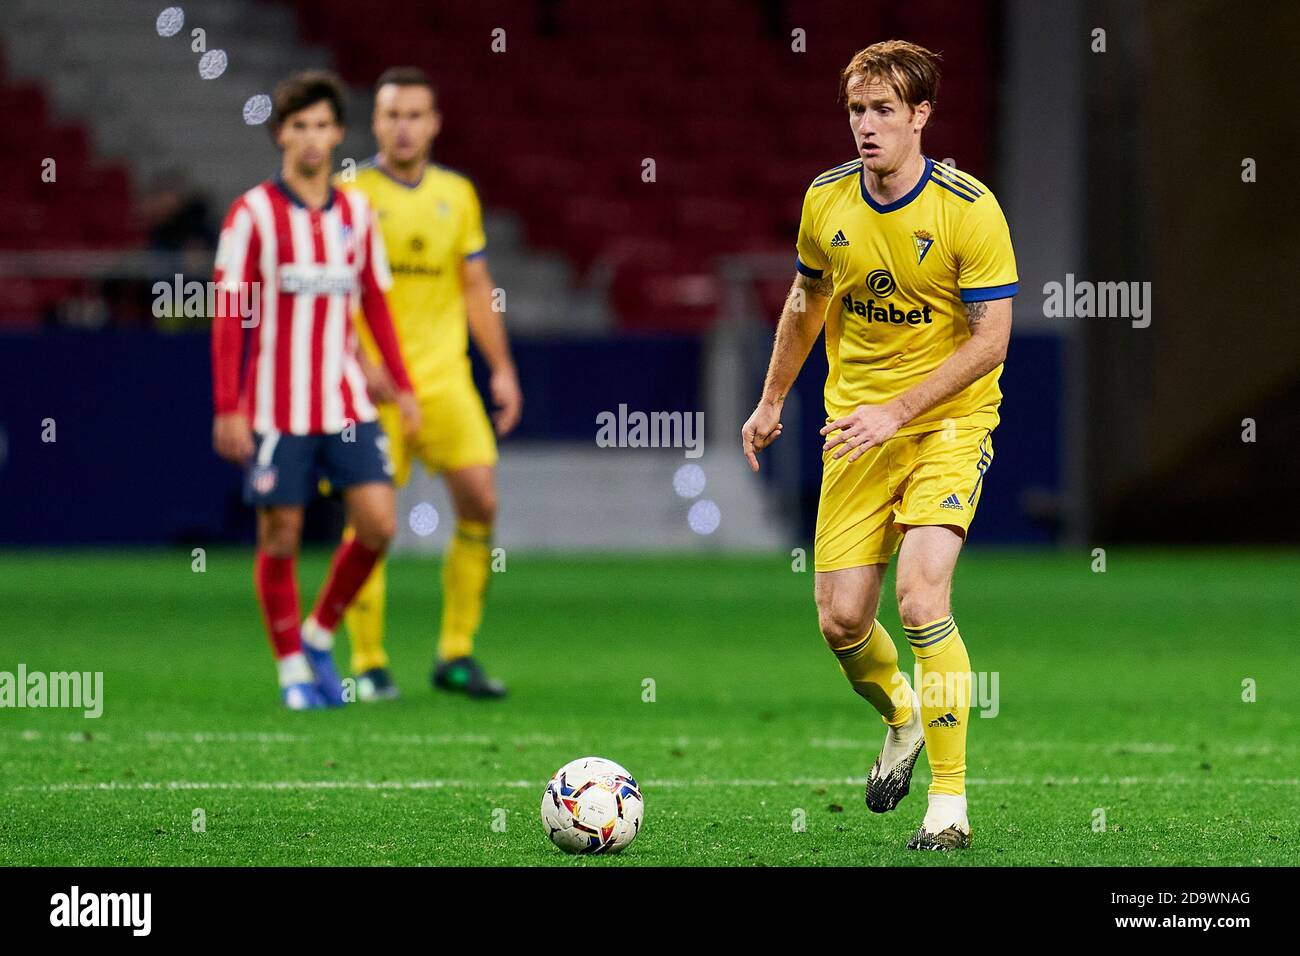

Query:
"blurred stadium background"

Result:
[[0, 0, 1293, 553]]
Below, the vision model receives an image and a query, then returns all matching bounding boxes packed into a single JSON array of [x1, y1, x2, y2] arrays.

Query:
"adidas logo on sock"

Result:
[[830, 229, 850, 247], [928, 712, 959, 728], [939, 493, 963, 510]]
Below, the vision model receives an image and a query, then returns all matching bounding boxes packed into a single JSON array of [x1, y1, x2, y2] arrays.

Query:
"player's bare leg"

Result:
[[814, 564, 885, 654], [815, 565, 924, 812], [339, 516, 398, 702], [257, 505, 305, 557], [343, 480, 399, 551], [433, 464, 506, 698], [299, 481, 397, 706], [337, 419, 407, 701], [895, 524, 972, 850], [254, 505, 324, 710]]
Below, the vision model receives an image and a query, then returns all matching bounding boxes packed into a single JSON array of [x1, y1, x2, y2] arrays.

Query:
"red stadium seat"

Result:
[[0, 277, 43, 328], [0, 66, 136, 267], [240, 0, 1000, 331]]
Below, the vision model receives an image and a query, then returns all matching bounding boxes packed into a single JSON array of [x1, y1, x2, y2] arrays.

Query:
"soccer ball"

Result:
[[541, 756, 644, 854]]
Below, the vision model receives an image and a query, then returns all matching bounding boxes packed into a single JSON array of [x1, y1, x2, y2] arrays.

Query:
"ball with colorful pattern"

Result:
[[541, 756, 644, 854]]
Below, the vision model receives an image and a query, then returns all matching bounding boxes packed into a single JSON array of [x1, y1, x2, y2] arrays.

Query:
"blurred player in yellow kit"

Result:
[[742, 41, 1017, 849], [336, 67, 522, 700]]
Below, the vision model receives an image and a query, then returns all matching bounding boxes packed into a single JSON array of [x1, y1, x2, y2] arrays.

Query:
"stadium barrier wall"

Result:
[[0, 329, 1060, 546]]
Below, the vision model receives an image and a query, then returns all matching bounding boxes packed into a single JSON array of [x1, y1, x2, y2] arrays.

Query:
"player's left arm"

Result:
[[891, 298, 1011, 430], [455, 177, 521, 436], [461, 255, 523, 437], [357, 205, 420, 437], [822, 299, 1011, 460], [354, 346, 396, 404]]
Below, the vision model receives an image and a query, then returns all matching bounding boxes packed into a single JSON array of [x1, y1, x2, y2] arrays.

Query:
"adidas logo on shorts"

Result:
[[939, 493, 963, 511]]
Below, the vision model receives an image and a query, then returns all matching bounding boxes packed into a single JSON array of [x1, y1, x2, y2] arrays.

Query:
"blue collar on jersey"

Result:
[[273, 173, 337, 211], [860, 156, 933, 213], [368, 154, 426, 189]]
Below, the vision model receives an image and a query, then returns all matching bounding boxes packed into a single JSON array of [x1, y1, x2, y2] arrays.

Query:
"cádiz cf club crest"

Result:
[[912, 229, 934, 264]]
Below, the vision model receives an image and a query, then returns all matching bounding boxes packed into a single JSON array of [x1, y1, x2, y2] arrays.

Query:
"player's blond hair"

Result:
[[839, 40, 942, 111]]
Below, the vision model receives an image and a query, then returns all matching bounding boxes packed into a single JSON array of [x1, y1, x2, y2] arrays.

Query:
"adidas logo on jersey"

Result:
[[928, 712, 959, 728], [830, 229, 850, 247], [939, 493, 963, 511]]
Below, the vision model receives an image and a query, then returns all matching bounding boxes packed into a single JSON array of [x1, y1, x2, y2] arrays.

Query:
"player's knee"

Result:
[[896, 583, 949, 628], [461, 490, 496, 525], [371, 517, 397, 550], [259, 535, 298, 558], [818, 606, 872, 649], [354, 512, 396, 551], [258, 512, 302, 556]]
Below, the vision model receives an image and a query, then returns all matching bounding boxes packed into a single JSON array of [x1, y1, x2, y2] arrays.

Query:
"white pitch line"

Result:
[[2, 729, 723, 748], [4, 729, 1293, 757], [810, 738, 1291, 756], [8, 775, 1299, 794]]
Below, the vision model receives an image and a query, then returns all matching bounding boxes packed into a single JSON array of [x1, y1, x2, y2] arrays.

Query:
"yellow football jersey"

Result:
[[796, 156, 1018, 435], [337, 159, 487, 393]]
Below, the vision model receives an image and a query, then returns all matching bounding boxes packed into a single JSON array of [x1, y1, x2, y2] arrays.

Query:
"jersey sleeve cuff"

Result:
[[959, 281, 1019, 302], [795, 256, 824, 279], [464, 246, 487, 261]]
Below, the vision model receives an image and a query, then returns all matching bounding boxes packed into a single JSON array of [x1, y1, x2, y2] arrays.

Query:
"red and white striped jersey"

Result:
[[211, 176, 412, 436]]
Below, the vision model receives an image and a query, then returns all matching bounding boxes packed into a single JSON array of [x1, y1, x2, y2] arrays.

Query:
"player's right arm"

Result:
[[742, 183, 833, 472], [742, 272, 832, 471], [211, 199, 257, 465]]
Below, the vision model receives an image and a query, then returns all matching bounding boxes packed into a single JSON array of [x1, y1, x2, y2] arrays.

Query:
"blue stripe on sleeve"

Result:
[[795, 256, 824, 279], [960, 282, 1019, 302]]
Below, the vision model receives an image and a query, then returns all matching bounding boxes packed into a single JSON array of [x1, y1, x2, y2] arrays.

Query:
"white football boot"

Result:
[[865, 684, 925, 813], [907, 792, 972, 850]]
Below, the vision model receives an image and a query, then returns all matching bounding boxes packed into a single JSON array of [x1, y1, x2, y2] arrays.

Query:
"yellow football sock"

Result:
[[438, 520, 492, 661], [832, 620, 912, 727], [343, 540, 389, 674], [904, 615, 971, 796]]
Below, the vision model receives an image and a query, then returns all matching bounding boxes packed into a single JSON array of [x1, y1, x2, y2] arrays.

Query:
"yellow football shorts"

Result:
[[376, 374, 499, 486], [814, 423, 994, 572]]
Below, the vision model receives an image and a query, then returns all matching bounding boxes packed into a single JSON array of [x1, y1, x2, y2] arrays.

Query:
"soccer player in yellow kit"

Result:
[[742, 41, 1017, 850], [337, 67, 522, 700]]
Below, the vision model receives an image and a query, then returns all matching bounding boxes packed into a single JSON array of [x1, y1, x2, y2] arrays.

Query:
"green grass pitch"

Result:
[[0, 548, 1295, 866]]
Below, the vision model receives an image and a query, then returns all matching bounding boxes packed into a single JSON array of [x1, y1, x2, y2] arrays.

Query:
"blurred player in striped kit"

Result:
[[210, 71, 419, 710]]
